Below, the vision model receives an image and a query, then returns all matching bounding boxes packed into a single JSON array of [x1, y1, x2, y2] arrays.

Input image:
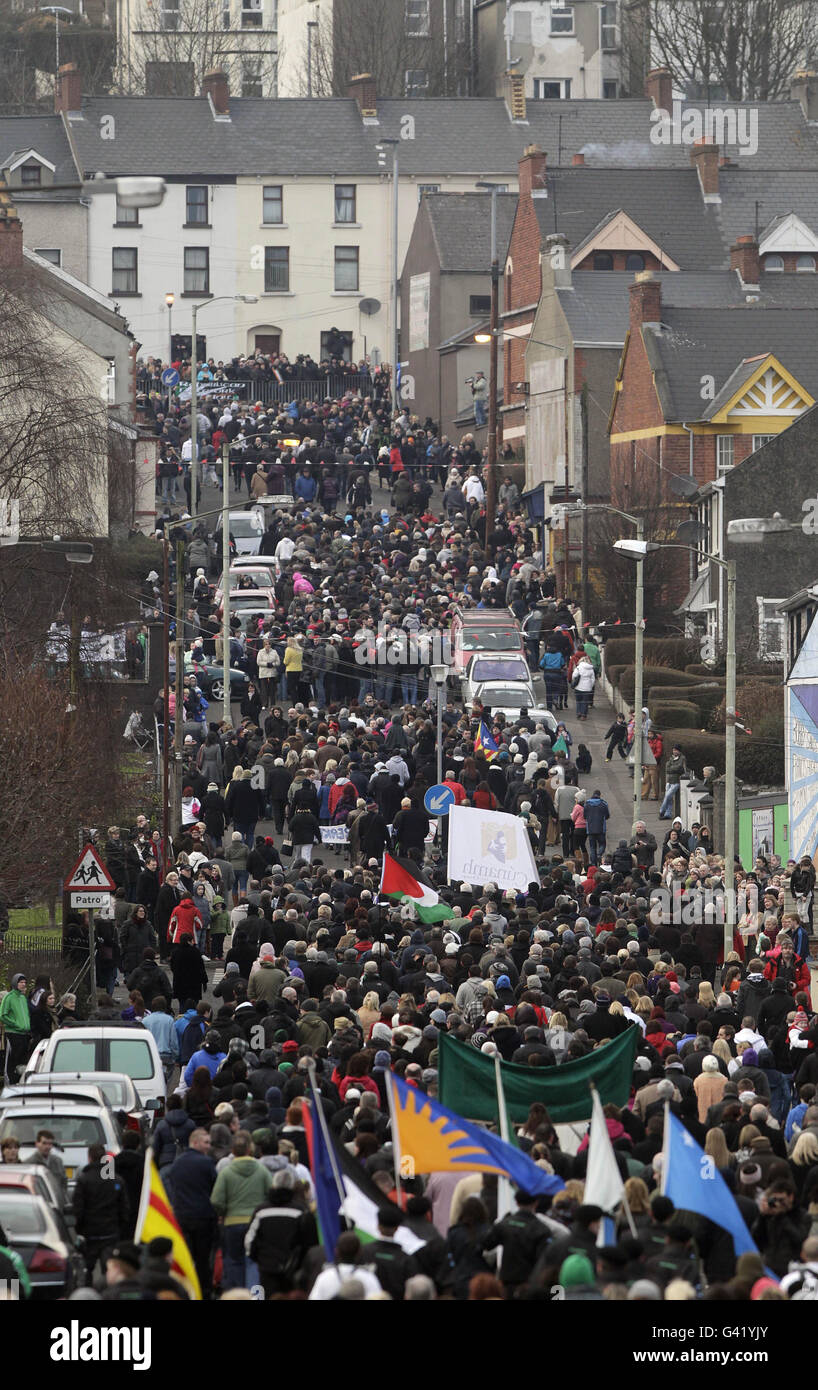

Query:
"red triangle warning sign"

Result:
[[65, 843, 115, 892]]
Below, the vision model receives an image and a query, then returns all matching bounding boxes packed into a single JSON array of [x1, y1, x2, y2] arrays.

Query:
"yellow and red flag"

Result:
[[134, 1151, 202, 1299]]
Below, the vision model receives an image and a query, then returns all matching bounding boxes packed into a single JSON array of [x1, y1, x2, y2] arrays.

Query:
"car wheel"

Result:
[[210, 680, 224, 701]]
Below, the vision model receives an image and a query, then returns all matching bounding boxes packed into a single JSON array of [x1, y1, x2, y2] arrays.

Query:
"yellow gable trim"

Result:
[[709, 353, 814, 423], [610, 419, 802, 443]]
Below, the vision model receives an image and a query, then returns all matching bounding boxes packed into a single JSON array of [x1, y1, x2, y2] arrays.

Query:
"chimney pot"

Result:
[[507, 71, 526, 121], [348, 72, 377, 116], [54, 61, 81, 115], [730, 235, 760, 286], [644, 66, 673, 112], [203, 69, 229, 115]]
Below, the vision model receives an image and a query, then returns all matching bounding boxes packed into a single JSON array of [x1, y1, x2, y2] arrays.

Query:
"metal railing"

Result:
[[137, 373, 387, 407]]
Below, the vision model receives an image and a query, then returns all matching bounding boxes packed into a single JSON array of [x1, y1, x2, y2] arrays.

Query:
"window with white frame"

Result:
[[752, 434, 775, 452], [532, 78, 571, 98], [716, 434, 734, 473], [417, 183, 440, 201], [405, 69, 428, 95], [183, 247, 210, 294], [797, 254, 816, 272], [550, 4, 574, 34], [405, 0, 430, 36], [112, 247, 138, 294], [242, 0, 263, 27], [161, 0, 179, 30], [115, 197, 138, 225], [34, 248, 61, 266], [263, 185, 283, 223], [600, 1, 619, 49], [185, 185, 208, 225], [334, 184, 356, 223], [757, 598, 786, 661], [334, 246, 359, 291], [765, 254, 784, 272], [264, 246, 289, 291]]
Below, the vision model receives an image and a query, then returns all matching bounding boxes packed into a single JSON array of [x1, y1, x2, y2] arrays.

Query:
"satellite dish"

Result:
[[359, 297, 381, 316], [670, 473, 699, 499]]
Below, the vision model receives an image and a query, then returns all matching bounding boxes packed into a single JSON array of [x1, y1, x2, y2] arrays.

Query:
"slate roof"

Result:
[[532, 168, 727, 269], [557, 268, 818, 343], [7, 93, 811, 179], [423, 192, 518, 272], [640, 304, 818, 419], [715, 168, 818, 248], [0, 117, 79, 184]]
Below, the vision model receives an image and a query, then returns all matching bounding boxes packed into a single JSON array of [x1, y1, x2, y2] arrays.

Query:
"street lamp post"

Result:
[[189, 294, 258, 526], [476, 182, 502, 544], [39, 6, 72, 95], [165, 291, 174, 367], [430, 664, 448, 786], [307, 18, 319, 97], [616, 537, 737, 958], [377, 140, 400, 420]]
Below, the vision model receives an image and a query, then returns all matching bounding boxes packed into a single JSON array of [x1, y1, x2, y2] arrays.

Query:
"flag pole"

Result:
[[384, 1069, 404, 1203], [306, 1059, 348, 1216], [591, 1083, 637, 1238], [494, 1053, 514, 1236]]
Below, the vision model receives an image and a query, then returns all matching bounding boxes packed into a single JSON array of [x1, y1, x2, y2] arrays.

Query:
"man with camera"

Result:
[[469, 370, 488, 426]]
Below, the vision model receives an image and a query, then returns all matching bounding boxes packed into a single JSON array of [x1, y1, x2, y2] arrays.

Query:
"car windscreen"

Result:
[[0, 1113, 106, 1148], [228, 517, 262, 537], [0, 1193, 46, 1235], [470, 658, 529, 682], [462, 628, 523, 652], [230, 593, 272, 607]]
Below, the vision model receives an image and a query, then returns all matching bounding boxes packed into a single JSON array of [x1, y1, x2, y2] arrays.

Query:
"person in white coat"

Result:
[[571, 656, 596, 720]]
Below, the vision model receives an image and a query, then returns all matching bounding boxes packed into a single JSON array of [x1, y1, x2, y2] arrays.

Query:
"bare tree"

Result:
[[0, 265, 110, 542], [122, 0, 276, 95], [622, 0, 817, 101], [0, 5, 116, 109], [302, 0, 448, 98]]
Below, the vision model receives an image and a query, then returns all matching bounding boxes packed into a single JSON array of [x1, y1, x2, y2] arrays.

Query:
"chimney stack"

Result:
[[730, 235, 760, 287], [645, 67, 673, 112], [629, 270, 661, 329], [203, 69, 229, 115], [572, 152, 585, 166], [54, 62, 81, 116], [518, 144, 547, 198], [545, 232, 571, 288], [791, 69, 818, 122], [348, 73, 377, 117], [691, 138, 720, 200], [0, 198, 23, 269]]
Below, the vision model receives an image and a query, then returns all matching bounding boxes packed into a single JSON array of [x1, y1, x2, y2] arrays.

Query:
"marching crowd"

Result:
[[4, 380, 816, 1305]]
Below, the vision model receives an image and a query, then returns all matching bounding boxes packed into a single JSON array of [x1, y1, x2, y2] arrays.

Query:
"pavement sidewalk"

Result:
[[568, 693, 666, 850]]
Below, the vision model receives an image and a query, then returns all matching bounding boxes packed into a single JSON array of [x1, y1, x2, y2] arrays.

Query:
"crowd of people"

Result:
[[2, 378, 814, 1306]]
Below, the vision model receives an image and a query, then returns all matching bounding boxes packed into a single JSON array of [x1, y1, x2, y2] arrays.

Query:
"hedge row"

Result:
[[649, 700, 702, 729], [618, 666, 704, 705], [604, 637, 696, 670], [655, 720, 784, 786]]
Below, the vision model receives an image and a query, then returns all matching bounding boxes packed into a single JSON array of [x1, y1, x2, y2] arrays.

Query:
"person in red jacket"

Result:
[[763, 937, 810, 994], [441, 769, 466, 805], [168, 894, 203, 949]]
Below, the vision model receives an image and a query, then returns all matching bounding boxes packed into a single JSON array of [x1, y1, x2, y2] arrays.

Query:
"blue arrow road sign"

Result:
[[161, 367, 180, 387], [424, 783, 455, 816]]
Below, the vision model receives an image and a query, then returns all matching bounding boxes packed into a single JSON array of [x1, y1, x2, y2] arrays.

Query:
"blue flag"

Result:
[[389, 1073, 565, 1198], [303, 1088, 342, 1257], [662, 1110, 758, 1259]]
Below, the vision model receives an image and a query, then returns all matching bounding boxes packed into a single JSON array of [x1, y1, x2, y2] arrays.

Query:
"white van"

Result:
[[26, 1025, 166, 1114]]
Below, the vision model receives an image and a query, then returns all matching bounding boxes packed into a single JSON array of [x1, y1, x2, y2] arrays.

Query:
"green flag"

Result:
[[438, 1026, 638, 1124], [551, 735, 569, 756]]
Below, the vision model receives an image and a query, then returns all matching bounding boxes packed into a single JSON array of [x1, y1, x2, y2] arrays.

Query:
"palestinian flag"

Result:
[[380, 851, 456, 923], [334, 1140, 429, 1254]]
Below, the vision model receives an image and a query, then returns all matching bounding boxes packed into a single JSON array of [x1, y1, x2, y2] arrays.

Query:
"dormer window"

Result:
[[797, 254, 816, 273], [20, 163, 41, 186], [765, 254, 784, 273]]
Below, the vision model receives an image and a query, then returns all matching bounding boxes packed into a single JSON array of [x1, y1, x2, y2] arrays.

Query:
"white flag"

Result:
[[446, 805, 539, 892], [584, 1087, 624, 1233]]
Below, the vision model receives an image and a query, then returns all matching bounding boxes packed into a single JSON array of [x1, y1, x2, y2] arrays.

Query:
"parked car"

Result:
[[471, 681, 560, 731], [0, 1166, 64, 1214], [0, 1189, 83, 1298], [16, 1072, 153, 1141], [24, 1024, 166, 1114], [169, 656, 249, 703], [463, 654, 532, 705], [215, 508, 264, 555], [0, 1099, 122, 1195]]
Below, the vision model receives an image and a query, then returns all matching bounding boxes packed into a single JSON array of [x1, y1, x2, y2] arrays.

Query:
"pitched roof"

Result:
[[716, 169, 818, 250], [556, 270, 752, 344], [18, 93, 817, 179], [533, 168, 727, 269], [424, 192, 518, 272], [641, 302, 818, 419], [0, 116, 79, 184]]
